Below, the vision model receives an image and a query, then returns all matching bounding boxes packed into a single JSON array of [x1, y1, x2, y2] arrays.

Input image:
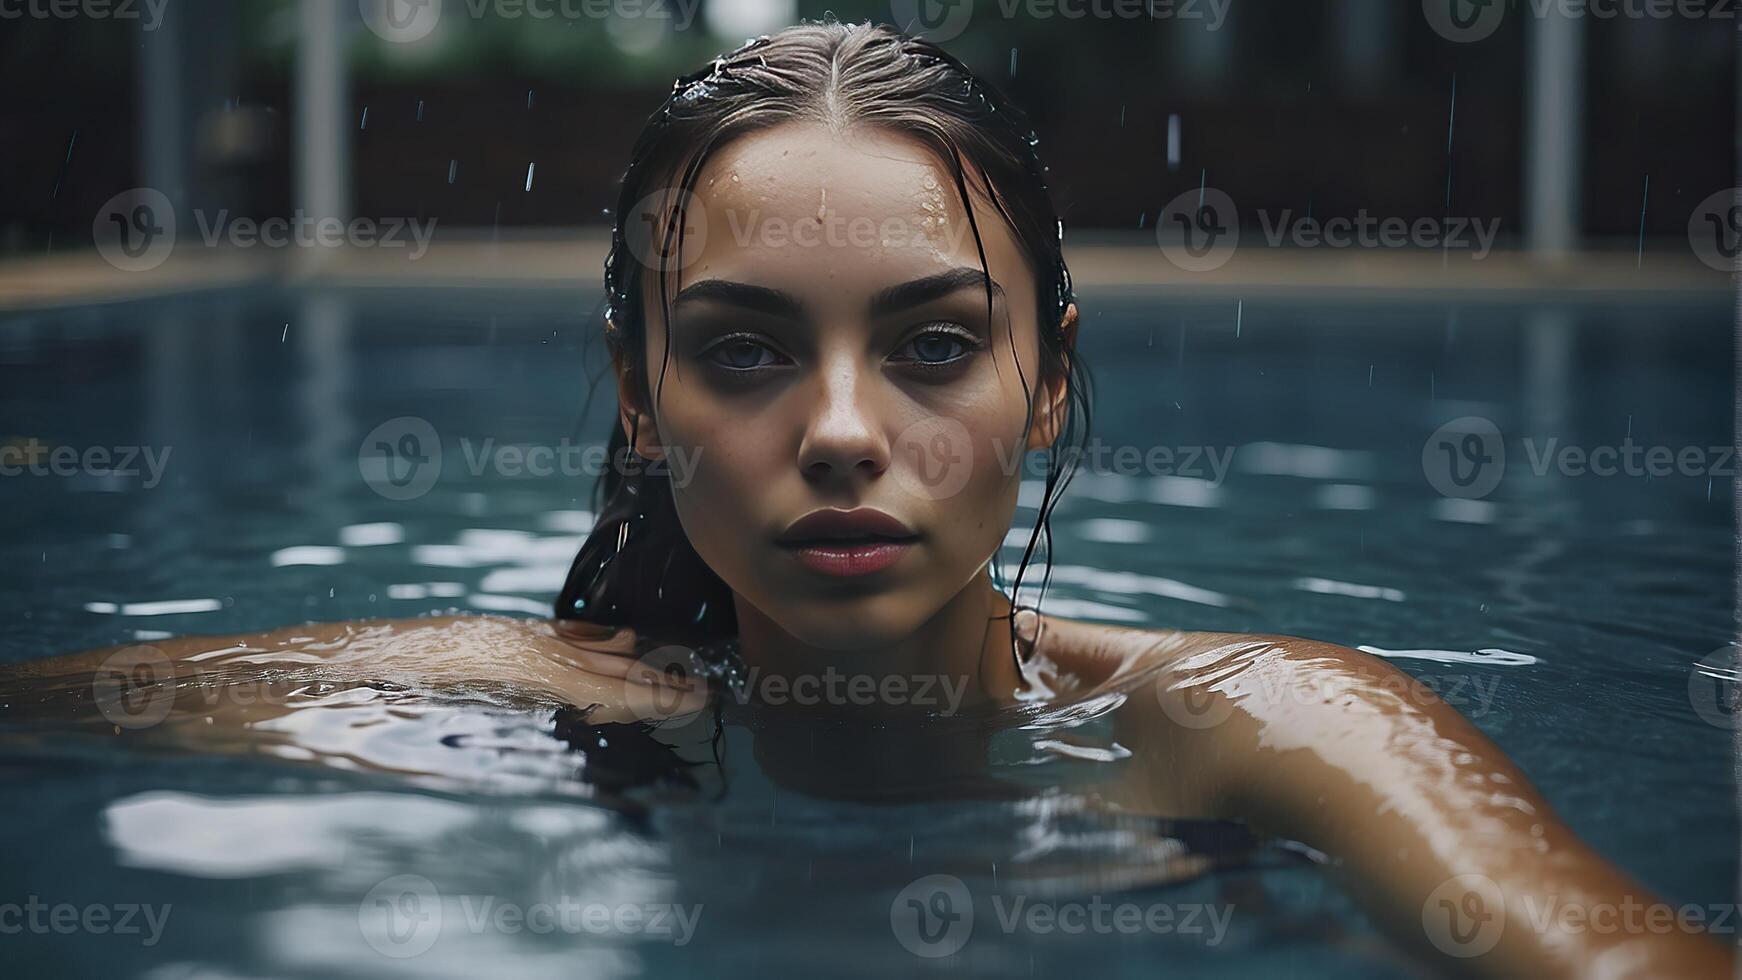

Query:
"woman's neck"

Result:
[[730, 570, 1025, 714]]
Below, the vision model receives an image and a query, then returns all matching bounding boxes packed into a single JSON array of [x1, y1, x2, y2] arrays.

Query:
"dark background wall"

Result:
[[0, 0, 1733, 254]]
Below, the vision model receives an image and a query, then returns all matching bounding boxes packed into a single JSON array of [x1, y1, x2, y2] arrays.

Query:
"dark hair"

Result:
[[555, 20, 1092, 667]]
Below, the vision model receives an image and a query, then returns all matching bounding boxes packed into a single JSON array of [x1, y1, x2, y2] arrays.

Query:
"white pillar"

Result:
[[296, 0, 351, 271], [1524, 6, 1585, 257]]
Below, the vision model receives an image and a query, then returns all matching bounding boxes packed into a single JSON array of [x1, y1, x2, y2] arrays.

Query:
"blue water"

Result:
[[0, 286, 1733, 977]]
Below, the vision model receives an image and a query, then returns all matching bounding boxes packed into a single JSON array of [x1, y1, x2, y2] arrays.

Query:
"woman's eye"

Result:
[[894, 330, 974, 365], [708, 339, 780, 371]]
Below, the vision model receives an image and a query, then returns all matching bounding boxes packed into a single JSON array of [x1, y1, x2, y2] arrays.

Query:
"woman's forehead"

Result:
[[653, 122, 1033, 309]]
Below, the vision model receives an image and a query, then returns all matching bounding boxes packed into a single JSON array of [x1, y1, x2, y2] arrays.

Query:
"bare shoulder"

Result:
[[1029, 612, 1392, 693]]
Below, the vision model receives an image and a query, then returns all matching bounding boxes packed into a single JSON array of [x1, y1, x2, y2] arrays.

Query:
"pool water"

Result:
[[0, 286, 1733, 977]]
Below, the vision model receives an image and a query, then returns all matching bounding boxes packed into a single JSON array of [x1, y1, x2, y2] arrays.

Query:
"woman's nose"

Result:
[[797, 357, 890, 484]]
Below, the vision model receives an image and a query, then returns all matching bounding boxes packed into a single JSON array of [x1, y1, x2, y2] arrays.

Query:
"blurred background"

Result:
[[0, 0, 1734, 290], [0, 7, 1737, 976]]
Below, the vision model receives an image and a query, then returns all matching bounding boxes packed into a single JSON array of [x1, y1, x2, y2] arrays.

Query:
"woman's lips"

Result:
[[776, 508, 919, 577], [782, 539, 915, 577]]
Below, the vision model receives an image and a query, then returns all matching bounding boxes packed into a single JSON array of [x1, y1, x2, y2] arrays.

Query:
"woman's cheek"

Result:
[[679, 409, 795, 560]]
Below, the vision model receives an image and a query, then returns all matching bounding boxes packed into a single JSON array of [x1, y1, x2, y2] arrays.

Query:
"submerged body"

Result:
[[1, 602, 1727, 978]]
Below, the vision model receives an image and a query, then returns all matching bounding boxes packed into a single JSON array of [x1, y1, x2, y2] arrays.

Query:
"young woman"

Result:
[[5, 21, 1729, 979]]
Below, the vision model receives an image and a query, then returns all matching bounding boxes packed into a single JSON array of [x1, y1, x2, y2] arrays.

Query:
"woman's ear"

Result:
[[613, 347, 666, 461], [1027, 302, 1079, 450]]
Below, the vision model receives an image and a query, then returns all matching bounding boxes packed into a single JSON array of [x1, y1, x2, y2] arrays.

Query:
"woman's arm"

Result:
[[0, 616, 694, 728], [1049, 622, 1732, 979]]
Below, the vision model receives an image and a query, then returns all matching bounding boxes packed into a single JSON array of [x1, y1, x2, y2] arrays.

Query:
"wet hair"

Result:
[[555, 20, 1092, 669]]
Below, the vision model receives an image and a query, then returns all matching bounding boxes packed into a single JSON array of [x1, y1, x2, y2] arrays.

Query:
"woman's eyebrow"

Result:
[[671, 280, 805, 319], [868, 268, 1003, 317]]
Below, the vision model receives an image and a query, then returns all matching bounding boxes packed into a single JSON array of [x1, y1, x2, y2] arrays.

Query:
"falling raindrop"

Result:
[[1636, 175, 1650, 268], [1444, 74, 1456, 208], [448, 160, 458, 184], [416, 100, 425, 122], [1009, 48, 1018, 76], [359, 107, 369, 130], [525, 162, 536, 192]]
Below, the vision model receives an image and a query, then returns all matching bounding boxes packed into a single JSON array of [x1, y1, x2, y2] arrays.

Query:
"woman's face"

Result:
[[622, 122, 1067, 651]]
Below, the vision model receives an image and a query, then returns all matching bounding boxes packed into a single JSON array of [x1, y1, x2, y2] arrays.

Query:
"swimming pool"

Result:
[[0, 285, 1732, 976]]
